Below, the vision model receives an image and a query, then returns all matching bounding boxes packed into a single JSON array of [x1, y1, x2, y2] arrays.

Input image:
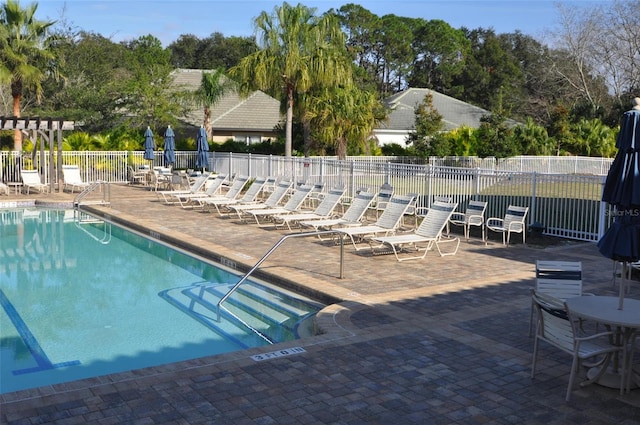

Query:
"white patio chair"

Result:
[[372, 183, 394, 219], [149, 167, 173, 191], [61, 165, 92, 193], [299, 191, 376, 240], [20, 170, 49, 194], [271, 184, 347, 230], [196, 176, 271, 215], [530, 290, 624, 401], [242, 184, 314, 226], [528, 260, 592, 337], [623, 329, 640, 393], [486, 205, 529, 245], [335, 194, 415, 251], [371, 201, 460, 261], [448, 200, 487, 241], [304, 181, 326, 208], [127, 166, 147, 185]]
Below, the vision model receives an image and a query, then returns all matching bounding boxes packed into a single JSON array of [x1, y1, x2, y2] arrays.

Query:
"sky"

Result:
[[33, 0, 606, 46]]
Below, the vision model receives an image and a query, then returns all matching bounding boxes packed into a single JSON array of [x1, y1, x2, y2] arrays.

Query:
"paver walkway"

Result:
[[1, 184, 640, 424]]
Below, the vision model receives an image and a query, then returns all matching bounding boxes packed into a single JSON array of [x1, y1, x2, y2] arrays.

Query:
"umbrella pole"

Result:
[[619, 261, 629, 310]]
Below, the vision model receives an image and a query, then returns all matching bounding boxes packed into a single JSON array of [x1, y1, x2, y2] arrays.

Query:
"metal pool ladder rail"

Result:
[[71, 210, 112, 244], [216, 230, 345, 321], [73, 181, 111, 208]]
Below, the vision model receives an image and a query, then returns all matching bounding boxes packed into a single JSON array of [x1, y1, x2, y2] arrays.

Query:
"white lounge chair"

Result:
[[242, 184, 314, 225], [448, 200, 487, 241], [62, 165, 91, 193], [271, 185, 347, 230], [196, 176, 271, 215], [227, 180, 293, 219], [299, 191, 376, 239], [334, 194, 415, 251], [170, 174, 232, 208], [157, 172, 211, 204], [20, 170, 49, 194], [372, 201, 460, 261], [486, 205, 529, 245]]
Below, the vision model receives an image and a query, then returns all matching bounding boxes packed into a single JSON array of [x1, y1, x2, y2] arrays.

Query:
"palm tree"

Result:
[[229, 2, 352, 157], [307, 85, 381, 159], [192, 69, 235, 140], [0, 0, 58, 151]]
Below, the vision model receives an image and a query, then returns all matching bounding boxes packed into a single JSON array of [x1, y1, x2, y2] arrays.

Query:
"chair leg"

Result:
[[566, 354, 580, 401], [528, 300, 535, 337], [531, 336, 540, 379], [624, 333, 637, 393]]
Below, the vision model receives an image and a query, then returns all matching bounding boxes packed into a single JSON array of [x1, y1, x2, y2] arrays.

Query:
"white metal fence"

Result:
[[0, 151, 611, 242], [429, 155, 614, 175]]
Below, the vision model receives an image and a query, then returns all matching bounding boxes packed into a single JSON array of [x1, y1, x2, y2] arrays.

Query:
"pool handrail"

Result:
[[216, 230, 345, 321]]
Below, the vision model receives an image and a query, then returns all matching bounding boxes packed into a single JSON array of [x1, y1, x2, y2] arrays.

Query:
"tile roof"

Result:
[[172, 69, 283, 132], [381, 88, 494, 131]]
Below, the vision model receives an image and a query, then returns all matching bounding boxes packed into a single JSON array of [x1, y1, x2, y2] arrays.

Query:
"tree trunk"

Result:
[[285, 85, 294, 158], [12, 93, 22, 151], [204, 106, 212, 140], [337, 137, 347, 160]]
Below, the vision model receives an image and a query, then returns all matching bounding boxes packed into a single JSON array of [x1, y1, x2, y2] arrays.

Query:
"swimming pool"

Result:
[[0, 208, 323, 394]]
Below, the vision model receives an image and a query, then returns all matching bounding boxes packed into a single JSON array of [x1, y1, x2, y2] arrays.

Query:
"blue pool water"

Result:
[[0, 208, 322, 394]]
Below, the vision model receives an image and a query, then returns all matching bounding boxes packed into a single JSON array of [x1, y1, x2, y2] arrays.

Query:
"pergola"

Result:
[[1, 116, 75, 193]]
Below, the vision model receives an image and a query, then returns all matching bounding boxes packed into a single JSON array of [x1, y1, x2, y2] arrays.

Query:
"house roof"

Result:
[[172, 69, 282, 133], [380, 88, 494, 132]]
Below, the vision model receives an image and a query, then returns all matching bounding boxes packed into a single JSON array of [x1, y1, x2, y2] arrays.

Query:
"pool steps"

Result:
[[159, 281, 321, 348]]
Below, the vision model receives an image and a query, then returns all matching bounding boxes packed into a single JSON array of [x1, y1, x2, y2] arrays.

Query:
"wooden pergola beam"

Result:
[[1, 116, 75, 192], [0, 116, 74, 131]]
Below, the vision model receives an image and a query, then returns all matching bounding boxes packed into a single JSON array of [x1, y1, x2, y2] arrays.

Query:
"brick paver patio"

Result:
[[1, 183, 640, 424]]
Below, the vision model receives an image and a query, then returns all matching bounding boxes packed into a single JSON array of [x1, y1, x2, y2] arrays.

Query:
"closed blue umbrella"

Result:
[[163, 126, 176, 166], [601, 108, 640, 208], [195, 126, 209, 171], [143, 127, 155, 162], [598, 99, 640, 309]]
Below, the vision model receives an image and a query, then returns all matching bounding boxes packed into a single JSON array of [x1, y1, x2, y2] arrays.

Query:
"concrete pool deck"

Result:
[[2, 183, 640, 424]]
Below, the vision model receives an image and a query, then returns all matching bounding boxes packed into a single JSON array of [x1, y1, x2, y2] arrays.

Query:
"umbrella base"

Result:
[[586, 365, 636, 390]]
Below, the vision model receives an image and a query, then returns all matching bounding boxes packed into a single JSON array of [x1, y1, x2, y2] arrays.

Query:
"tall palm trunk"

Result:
[[337, 136, 347, 160], [203, 105, 212, 140], [11, 80, 23, 151], [285, 84, 294, 158]]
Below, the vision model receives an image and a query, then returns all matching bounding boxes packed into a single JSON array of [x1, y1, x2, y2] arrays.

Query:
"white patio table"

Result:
[[566, 296, 640, 391]]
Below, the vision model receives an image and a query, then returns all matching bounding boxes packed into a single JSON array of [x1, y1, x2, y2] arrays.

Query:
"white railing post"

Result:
[[350, 160, 355, 198], [530, 172, 538, 229]]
